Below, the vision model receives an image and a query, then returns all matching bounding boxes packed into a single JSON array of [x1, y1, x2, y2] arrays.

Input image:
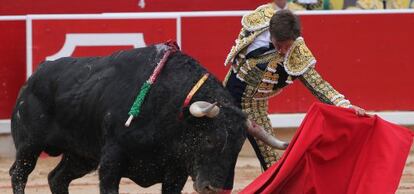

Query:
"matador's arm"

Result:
[[283, 37, 352, 108], [299, 68, 352, 108]]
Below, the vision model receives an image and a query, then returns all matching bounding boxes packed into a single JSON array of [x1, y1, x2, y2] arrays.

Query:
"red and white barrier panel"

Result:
[[0, 0, 268, 15], [1, 10, 414, 133]]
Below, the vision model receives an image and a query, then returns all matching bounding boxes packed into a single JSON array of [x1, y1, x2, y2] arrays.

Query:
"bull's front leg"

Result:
[[162, 166, 188, 194], [99, 142, 126, 194]]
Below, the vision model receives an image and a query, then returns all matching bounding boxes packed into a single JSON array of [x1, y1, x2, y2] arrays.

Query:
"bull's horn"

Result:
[[189, 101, 220, 118], [202, 102, 220, 118], [246, 120, 289, 150]]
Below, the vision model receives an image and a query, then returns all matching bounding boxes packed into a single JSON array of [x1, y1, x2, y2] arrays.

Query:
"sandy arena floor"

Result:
[[1, 128, 413, 194]]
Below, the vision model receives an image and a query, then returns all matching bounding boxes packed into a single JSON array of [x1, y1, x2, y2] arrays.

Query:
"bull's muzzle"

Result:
[[246, 120, 289, 150], [193, 180, 222, 194]]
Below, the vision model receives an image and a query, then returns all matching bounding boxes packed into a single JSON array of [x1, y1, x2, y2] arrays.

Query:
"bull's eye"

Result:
[[205, 137, 212, 144], [206, 137, 211, 144]]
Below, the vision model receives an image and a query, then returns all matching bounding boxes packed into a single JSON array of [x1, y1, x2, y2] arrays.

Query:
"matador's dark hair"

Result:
[[269, 10, 301, 41]]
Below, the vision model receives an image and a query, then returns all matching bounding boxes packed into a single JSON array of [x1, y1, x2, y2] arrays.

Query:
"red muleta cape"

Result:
[[241, 103, 413, 194]]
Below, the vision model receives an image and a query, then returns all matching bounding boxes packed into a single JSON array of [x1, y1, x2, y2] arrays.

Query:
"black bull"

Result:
[[9, 43, 287, 194]]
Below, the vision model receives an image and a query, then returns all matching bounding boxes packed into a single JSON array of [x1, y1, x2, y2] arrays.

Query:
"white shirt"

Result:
[[245, 3, 287, 56], [246, 30, 272, 54]]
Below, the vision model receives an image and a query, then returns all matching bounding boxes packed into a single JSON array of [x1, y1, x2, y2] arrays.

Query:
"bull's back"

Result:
[[12, 44, 225, 153]]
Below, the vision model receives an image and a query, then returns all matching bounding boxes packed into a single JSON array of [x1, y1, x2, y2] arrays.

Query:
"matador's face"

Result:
[[271, 37, 294, 56]]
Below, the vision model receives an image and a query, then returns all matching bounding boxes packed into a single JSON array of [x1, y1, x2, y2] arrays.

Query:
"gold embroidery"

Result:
[[241, 97, 280, 168], [284, 37, 316, 76], [239, 66, 264, 87], [263, 71, 279, 81], [241, 3, 275, 32], [243, 84, 259, 98], [235, 53, 277, 87], [241, 1, 304, 32], [236, 54, 287, 100], [258, 82, 274, 91], [249, 53, 278, 67], [299, 68, 351, 108]]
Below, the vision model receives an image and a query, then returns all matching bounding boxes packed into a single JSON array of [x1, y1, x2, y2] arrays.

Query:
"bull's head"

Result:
[[189, 101, 289, 150], [183, 101, 288, 194]]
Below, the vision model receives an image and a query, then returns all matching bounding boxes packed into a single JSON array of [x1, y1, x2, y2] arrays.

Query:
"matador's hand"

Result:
[[350, 105, 370, 117]]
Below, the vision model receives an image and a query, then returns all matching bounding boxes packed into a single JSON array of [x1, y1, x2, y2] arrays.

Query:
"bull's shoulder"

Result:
[[108, 44, 166, 62]]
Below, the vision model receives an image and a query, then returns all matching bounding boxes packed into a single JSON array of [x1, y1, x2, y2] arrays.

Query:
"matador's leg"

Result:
[[241, 92, 280, 170], [224, 70, 278, 170], [224, 70, 280, 170]]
